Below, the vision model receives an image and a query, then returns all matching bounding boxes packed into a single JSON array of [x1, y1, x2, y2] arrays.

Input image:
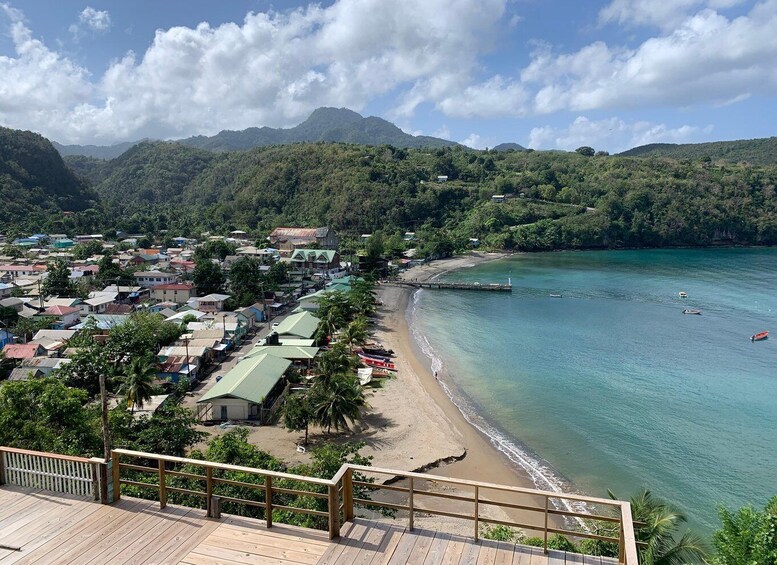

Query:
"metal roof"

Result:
[[246, 345, 320, 361], [199, 354, 291, 405], [273, 311, 320, 339]]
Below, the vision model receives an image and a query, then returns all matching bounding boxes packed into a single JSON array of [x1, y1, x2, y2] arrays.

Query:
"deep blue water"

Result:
[[410, 249, 777, 536]]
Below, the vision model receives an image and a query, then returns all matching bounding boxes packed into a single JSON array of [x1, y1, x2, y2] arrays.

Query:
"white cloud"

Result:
[[432, 125, 451, 139], [0, 0, 508, 143], [460, 133, 484, 148], [599, 0, 745, 30], [79, 7, 111, 31], [528, 116, 714, 153]]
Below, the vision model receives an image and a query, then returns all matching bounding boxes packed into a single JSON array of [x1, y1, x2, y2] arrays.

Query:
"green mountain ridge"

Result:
[[0, 126, 99, 228], [618, 136, 777, 165]]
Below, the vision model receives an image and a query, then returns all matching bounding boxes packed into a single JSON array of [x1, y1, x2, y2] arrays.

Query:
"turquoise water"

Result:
[[409, 249, 777, 537]]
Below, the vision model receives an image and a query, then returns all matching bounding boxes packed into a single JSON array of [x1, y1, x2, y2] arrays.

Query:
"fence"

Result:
[[0, 446, 107, 502]]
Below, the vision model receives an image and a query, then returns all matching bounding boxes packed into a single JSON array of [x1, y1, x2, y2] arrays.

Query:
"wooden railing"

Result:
[[0, 446, 107, 502], [0, 446, 638, 563], [111, 449, 638, 564]]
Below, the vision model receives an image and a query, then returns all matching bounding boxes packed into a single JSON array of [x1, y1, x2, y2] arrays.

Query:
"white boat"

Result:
[[357, 367, 373, 385], [678, 292, 688, 298]]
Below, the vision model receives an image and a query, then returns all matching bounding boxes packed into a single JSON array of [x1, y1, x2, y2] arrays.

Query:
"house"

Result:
[[273, 311, 320, 339], [0, 329, 14, 347], [244, 345, 320, 369], [8, 367, 45, 381], [52, 238, 75, 249], [192, 293, 231, 313], [2, 343, 46, 361], [74, 234, 103, 243], [289, 249, 341, 277], [0, 283, 14, 298], [437, 175, 448, 182], [40, 305, 81, 329], [72, 314, 130, 331], [81, 293, 117, 315], [156, 355, 200, 384], [198, 354, 292, 422], [102, 285, 150, 303], [0, 297, 24, 312], [32, 329, 78, 344], [0, 264, 44, 280], [268, 227, 339, 255], [17, 356, 71, 376], [133, 271, 177, 288], [491, 194, 506, 203], [151, 283, 195, 304]]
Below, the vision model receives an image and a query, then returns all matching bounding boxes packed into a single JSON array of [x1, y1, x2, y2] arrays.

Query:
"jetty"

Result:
[[391, 280, 512, 292]]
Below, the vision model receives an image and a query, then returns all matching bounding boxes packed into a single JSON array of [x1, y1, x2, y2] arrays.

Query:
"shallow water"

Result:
[[410, 248, 777, 536]]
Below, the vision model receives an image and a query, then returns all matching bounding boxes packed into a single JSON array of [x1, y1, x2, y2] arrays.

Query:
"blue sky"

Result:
[[0, 0, 774, 151]]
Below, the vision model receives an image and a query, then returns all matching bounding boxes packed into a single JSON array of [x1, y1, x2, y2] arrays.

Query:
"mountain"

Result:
[[178, 107, 457, 151], [492, 143, 527, 151], [0, 126, 99, 228], [52, 140, 144, 160], [619, 137, 777, 165]]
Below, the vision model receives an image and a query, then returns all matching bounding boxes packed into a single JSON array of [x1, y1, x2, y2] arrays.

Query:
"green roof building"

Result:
[[273, 311, 320, 339], [198, 354, 291, 422]]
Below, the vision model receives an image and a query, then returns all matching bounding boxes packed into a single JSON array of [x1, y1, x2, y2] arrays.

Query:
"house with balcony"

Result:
[[133, 270, 178, 288], [269, 226, 339, 256], [191, 293, 231, 313], [289, 249, 342, 277]]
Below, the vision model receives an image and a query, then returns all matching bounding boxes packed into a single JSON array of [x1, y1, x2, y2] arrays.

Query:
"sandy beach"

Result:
[[203, 251, 559, 534]]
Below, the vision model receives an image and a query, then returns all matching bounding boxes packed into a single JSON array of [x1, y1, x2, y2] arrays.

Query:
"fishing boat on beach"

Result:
[[751, 331, 769, 342], [358, 352, 397, 371], [682, 309, 702, 315], [361, 346, 395, 357]]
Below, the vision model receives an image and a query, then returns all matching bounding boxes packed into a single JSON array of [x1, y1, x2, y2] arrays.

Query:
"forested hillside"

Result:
[[619, 137, 777, 165], [0, 126, 99, 228], [8, 124, 777, 252]]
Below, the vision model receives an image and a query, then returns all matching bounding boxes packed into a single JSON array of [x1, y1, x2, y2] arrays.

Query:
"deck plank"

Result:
[[366, 522, 405, 565], [314, 521, 358, 565], [115, 506, 202, 565], [422, 531, 451, 565], [477, 539, 500, 564], [493, 541, 515, 565], [458, 538, 481, 565], [510, 545, 534, 565], [386, 526, 422, 565], [349, 520, 393, 565], [439, 534, 467, 565]]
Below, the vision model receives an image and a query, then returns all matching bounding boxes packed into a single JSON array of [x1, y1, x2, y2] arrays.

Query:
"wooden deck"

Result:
[[0, 487, 617, 565]]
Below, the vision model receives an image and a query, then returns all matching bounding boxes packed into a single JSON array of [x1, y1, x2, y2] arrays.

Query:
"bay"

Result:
[[410, 248, 777, 536]]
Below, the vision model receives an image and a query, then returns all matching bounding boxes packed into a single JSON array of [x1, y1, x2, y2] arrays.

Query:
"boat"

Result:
[[361, 346, 395, 357], [358, 353, 397, 371], [682, 309, 702, 315], [751, 331, 769, 342], [678, 292, 688, 298], [549, 294, 562, 298]]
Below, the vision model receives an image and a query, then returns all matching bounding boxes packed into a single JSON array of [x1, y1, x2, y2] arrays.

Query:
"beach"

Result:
[[209, 251, 554, 533]]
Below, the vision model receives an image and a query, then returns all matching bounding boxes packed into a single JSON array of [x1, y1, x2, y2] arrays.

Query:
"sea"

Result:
[[408, 248, 777, 538]]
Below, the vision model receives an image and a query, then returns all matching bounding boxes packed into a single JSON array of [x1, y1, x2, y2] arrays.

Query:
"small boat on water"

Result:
[[678, 292, 688, 298], [549, 294, 562, 298], [751, 331, 769, 342], [358, 353, 397, 371], [683, 309, 702, 315]]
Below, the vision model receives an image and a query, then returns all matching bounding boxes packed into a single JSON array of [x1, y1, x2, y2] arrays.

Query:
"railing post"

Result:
[[265, 476, 273, 528], [205, 467, 213, 517], [619, 521, 626, 565], [474, 485, 479, 541], [0, 449, 6, 486], [111, 451, 121, 501], [408, 477, 414, 531], [543, 495, 549, 554], [89, 458, 105, 502], [328, 483, 340, 540], [342, 467, 354, 522], [158, 459, 167, 509], [620, 502, 639, 565]]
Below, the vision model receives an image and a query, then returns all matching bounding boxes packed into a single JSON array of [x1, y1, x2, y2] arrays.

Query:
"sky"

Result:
[[1, 0, 775, 152]]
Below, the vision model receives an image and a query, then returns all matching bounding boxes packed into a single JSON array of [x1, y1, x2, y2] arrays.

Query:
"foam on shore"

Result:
[[408, 287, 590, 521]]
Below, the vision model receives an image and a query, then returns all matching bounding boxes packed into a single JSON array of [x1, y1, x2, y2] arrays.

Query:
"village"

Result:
[[0, 226, 401, 430]]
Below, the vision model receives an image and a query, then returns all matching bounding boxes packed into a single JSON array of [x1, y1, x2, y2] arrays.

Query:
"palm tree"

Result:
[[117, 357, 157, 413], [312, 374, 367, 434], [611, 489, 707, 565], [315, 343, 354, 388], [340, 317, 369, 353]]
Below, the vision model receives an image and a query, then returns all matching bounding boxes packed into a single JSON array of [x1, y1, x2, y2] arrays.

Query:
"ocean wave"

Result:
[[408, 289, 591, 524]]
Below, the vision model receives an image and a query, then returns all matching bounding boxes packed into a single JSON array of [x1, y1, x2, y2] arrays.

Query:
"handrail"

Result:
[[2, 446, 639, 563]]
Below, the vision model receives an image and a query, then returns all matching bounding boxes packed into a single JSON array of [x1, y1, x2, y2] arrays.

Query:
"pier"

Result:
[[391, 280, 512, 292]]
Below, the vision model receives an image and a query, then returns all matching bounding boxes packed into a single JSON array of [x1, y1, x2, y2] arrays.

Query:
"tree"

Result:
[[71, 240, 104, 260], [0, 378, 101, 456], [340, 317, 369, 353], [53, 342, 112, 397], [193, 259, 225, 295], [228, 256, 262, 305], [282, 392, 314, 445], [712, 496, 777, 565], [41, 258, 75, 297], [312, 374, 367, 433], [611, 489, 707, 565], [576, 146, 595, 157], [116, 356, 157, 412]]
